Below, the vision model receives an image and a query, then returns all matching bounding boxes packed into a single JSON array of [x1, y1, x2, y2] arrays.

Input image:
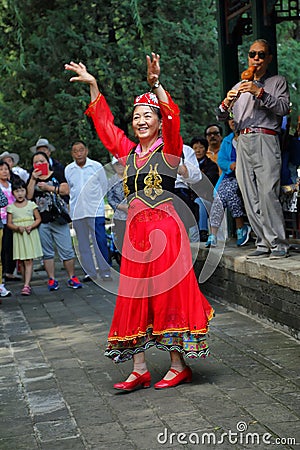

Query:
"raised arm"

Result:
[[146, 53, 182, 158], [146, 53, 168, 104], [64, 61, 135, 158], [64, 62, 100, 102]]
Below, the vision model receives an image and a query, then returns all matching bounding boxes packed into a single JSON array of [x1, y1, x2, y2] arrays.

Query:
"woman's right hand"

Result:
[[65, 61, 100, 102], [31, 168, 42, 181], [64, 61, 96, 85]]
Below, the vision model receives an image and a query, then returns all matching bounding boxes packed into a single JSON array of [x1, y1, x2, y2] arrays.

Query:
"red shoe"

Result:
[[113, 371, 151, 391], [154, 366, 192, 389], [21, 285, 31, 296]]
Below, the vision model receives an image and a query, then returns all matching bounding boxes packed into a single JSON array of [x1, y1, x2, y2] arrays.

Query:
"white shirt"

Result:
[[65, 157, 108, 219], [13, 166, 29, 183], [175, 144, 202, 189]]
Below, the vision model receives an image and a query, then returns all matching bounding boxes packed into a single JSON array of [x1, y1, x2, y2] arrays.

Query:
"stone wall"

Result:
[[194, 245, 300, 340]]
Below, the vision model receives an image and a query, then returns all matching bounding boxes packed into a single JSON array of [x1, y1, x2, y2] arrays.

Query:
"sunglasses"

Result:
[[206, 131, 220, 137], [248, 51, 266, 59]]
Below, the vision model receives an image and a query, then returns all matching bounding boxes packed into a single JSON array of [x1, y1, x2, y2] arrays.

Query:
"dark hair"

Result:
[[252, 39, 273, 55], [12, 179, 27, 193], [31, 151, 50, 165], [71, 140, 87, 149], [0, 160, 10, 171], [204, 123, 223, 137], [190, 137, 209, 151]]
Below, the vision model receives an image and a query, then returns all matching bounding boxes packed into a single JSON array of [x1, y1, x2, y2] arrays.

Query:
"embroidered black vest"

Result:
[[123, 144, 178, 208]]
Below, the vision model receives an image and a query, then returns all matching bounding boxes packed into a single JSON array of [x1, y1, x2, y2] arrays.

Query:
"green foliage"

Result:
[[0, 0, 221, 168], [0, 0, 299, 171], [276, 22, 300, 130]]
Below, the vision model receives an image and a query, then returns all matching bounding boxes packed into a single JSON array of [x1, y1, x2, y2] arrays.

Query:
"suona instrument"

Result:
[[228, 65, 258, 112]]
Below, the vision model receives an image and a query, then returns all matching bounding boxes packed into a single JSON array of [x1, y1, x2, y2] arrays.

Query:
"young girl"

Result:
[[0, 186, 10, 298], [7, 179, 43, 295]]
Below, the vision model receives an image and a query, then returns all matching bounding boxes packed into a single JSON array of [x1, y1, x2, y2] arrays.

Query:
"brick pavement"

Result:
[[0, 262, 299, 450]]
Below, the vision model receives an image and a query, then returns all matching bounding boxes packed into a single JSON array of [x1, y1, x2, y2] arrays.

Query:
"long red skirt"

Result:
[[105, 200, 214, 362]]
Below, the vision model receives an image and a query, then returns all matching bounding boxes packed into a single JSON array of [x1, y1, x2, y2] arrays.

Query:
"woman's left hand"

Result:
[[37, 182, 49, 191], [146, 52, 160, 87]]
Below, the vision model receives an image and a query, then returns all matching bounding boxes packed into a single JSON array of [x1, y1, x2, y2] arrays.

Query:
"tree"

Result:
[[0, 0, 220, 167], [276, 21, 300, 130]]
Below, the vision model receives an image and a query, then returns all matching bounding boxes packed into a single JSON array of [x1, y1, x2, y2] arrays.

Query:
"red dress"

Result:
[[86, 92, 214, 363]]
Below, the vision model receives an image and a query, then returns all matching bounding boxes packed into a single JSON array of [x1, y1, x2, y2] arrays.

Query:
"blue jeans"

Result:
[[194, 197, 211, 231]]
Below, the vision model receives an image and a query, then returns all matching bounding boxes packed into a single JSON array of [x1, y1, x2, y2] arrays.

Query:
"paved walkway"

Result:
[[0, 261, 299, 450]]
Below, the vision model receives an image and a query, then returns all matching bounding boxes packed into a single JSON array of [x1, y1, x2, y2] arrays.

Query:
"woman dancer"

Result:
[[65, 53, 214, 391]]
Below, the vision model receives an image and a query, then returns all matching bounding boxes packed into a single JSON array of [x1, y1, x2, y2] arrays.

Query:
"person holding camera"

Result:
[[27, 151, 82, 291]]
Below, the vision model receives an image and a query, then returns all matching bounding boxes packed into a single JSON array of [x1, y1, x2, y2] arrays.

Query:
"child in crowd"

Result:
[[7, 180, 43, 296], [0, 186, 10, 298]]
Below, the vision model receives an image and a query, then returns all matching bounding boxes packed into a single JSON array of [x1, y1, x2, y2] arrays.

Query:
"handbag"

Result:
[[50, 192, 71, 224], [50, 178, 71, 225]]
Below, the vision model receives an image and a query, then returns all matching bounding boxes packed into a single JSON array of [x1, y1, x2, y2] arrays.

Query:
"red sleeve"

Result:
[[159, 91, 183, 159], [85, 93, 136, 160]]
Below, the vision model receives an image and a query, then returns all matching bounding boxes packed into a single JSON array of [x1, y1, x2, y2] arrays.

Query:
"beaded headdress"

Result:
[[133, 92, 160, 109]]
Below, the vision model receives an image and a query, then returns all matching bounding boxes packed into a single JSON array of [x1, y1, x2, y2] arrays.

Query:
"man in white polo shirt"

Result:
[[65, 140, 111, 281]]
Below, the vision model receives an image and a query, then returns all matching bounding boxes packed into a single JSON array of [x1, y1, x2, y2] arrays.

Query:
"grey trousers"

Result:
[[236, 133, 288, 251], [72, 217, 111, 278]]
